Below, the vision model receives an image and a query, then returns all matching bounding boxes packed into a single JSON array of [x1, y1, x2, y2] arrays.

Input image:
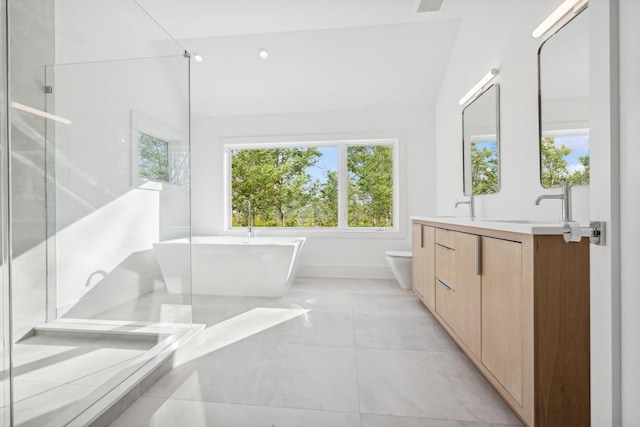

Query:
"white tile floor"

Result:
[[11, 335, 154, 426], [111, 277, 523, 427]]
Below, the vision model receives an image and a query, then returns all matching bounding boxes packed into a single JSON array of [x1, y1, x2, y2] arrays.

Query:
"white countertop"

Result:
[[411, 216, 583, 235]]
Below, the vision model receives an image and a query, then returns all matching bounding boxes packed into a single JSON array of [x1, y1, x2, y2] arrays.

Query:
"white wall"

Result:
[[619, 0, 640, 423], [434, 0, 589, 221], [191, 107, 434, 277]]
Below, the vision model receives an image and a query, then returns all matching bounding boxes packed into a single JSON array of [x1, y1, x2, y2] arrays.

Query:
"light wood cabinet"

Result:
[[412, 223, 435, 309], [481, 237, 524, 405], [434, 231, 481, 358], [434, 243, 456, 329], [453, 232, 481, 359], [412, 219, 590, 427], [411, 223, 425, 298]]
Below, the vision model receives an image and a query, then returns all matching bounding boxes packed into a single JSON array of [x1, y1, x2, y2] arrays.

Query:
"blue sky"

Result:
[[555, 134, 589, 172], [307, 146, 338, 183], [473, 140, 497, 157]]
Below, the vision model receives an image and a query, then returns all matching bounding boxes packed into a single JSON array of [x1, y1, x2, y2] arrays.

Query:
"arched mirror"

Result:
[[462, 84, 500, 196], [538, 6, 589, 188]]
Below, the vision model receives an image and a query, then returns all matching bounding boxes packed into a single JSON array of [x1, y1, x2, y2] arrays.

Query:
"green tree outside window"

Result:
[[139, 133, 170, 182], [230, 144, 394, 229]]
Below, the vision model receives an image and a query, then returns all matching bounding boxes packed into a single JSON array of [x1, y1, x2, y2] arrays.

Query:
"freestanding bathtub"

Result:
[[153, 236, 306, 297]]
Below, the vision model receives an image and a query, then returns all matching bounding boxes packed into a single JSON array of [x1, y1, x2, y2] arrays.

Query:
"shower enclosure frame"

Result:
[[1, 0, 13, 423], [1, 1, 195, 424]]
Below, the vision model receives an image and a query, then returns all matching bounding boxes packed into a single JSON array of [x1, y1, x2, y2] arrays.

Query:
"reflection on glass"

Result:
[[463, 84, 500, 196], [470, 139, 499, 195], [139, 133, 170, 182], [541, 130, 589, 187], [539, 7, 589, 188]]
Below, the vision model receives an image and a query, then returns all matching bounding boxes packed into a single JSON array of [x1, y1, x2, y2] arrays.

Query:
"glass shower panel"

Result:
[[7, 0, 192, 424], [1, 0, 11, 419], [7, 54, 190, 426], [47, 55, 192, 324]]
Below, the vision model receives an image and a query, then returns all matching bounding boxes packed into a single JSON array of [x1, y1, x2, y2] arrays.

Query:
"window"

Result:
[[138, 133, 170, 182], [131, 112, 189, 187], [227, 140, 397, 231], [541, 129, 589, 188], [347, 145, 394, 227]]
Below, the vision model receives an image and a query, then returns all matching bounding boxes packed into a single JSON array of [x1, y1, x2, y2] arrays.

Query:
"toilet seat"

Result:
[[386, 250, 412, 258]]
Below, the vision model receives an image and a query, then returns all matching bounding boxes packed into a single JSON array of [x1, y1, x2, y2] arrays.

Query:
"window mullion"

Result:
[[338, 142, 348, 229]]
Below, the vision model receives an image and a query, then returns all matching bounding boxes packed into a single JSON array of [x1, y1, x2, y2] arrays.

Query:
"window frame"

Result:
[[224, 138, 400, 236]]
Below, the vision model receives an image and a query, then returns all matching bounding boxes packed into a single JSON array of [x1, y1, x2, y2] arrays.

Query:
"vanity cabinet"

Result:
[[412, 223, 435, 309], [481, 237, 524, 406], [412, 219, 590, 427], [435, 229, 481, 358]]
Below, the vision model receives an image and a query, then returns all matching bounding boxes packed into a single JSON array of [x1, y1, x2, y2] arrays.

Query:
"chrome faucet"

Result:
[[455, 195, 475, 218], [535, 182, 572, 222], [243, 200, 254, 237]]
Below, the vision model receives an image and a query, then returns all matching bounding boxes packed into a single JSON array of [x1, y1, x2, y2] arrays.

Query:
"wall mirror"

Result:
[[538, 7, 589, 188], [462, 84, 500, 196]]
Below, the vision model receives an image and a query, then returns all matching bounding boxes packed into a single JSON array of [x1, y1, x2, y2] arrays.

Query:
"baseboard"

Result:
[[297, 264, 394, 279]]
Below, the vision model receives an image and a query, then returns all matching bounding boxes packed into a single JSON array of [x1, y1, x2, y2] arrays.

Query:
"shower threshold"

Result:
[[11, 319, 204, 426]]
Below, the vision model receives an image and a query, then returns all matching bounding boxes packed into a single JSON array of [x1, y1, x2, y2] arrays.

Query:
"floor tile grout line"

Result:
[[350, 294, 364, 427], [358, 410, 523, 426], [137, 393, 363, 417]]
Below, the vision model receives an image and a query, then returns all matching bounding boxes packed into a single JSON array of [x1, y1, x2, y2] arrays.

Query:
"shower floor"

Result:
[[11, 333, 155, 426]]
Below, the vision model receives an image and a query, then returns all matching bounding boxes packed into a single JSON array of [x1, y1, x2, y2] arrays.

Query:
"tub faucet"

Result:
[[535, 182, 572, 222], [455, 195, 475, 218], [243, 200, 254, 237]]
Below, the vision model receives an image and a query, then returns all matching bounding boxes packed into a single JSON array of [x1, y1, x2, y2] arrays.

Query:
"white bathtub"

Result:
[[153, 236, 306, 297]]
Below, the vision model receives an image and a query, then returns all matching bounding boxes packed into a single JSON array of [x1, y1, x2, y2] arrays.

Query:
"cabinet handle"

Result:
[[436, 278, 453, 290], [420, 225, 424, 248], [475, 235, 482, 276], [436, 243, 454, 251]]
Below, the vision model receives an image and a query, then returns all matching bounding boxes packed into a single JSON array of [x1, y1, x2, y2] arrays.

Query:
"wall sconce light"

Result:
[[532, 0, 588, 39], [458, 68, 499, 106]]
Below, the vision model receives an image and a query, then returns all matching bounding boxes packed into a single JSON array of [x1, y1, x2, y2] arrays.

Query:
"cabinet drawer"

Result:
[[435, 228, 455, 249], [435, 243, 455, 290]]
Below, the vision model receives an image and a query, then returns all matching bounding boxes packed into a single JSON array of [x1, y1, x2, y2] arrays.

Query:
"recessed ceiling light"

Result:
[[258, 48, 269, 59], [194, 54, 203, 63]]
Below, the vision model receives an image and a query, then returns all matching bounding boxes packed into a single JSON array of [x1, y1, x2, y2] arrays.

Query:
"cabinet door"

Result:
[[422, 226, 435, 309], [481, 237, 523, 405], [412, 224, 435, 307], [453, 232, 482, 358], [411, 223, 425, 297]]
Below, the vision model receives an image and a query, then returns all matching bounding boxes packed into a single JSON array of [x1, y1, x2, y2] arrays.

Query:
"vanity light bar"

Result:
[[458, 68, 499, 106], [532, 0, 588, 39]]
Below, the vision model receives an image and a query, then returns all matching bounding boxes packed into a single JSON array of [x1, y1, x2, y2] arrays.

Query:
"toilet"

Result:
[[385, 250, 412, 290]]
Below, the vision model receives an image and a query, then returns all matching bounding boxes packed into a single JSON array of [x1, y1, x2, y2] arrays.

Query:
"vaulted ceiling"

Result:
[[55, 0, 468, 116]]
